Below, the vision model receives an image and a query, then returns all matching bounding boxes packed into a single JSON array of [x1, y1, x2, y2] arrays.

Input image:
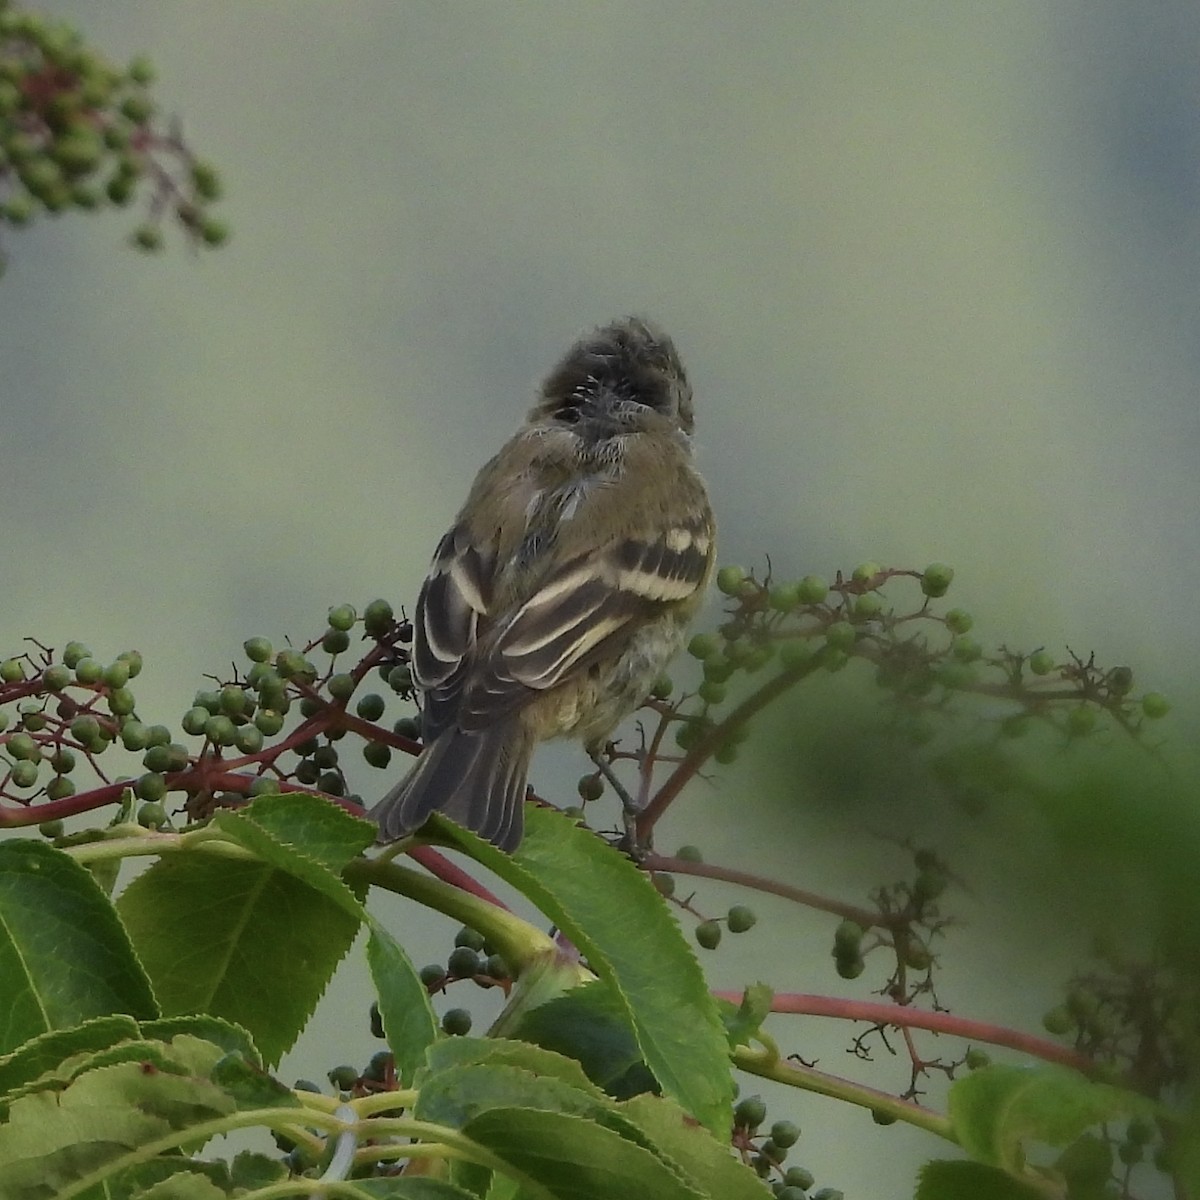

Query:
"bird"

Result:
[[370, 317, 715, 852]]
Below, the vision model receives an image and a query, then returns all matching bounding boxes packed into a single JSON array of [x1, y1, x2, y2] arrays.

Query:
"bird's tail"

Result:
[[370, 719, 532, 852]]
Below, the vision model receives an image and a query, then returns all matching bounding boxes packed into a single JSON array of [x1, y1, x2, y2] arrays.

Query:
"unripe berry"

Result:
[[576, 773, 603, 802], [779, 639, 815, 669], [652, 872, 676, 898], [362, 599, 393, 637], [851, 561, 882, 584], [447, 946, 480, 978], [363, 741, 391, 769], [107, 687, 136, 717], [74, 657, 103, 685], [1066, 706, 1097, 737], [716, 565, 746, 595], [733, 1096, 767, 1129], [135, 772, 167, 802], [327, 604, 357, 632], [649, 675, 673, 699], [418, 964, 445, 988], [137, 800, 168, 828], [387, 664, 413, 693], [768, 583, 801, 613], [727, 905, 757, 933], [356, 692, 386, 721], [327, 1064, 358, 1091], [322, 628, 351, 655], [254, 709, 284, 736], [10, 760, 38, 788], [695, 919, 722, 949], [0, 657, 24, 683], [441, 1008, 472, 1036], [675, 844, 703, 863], [944, 608, 973, 635], [393, 715, 421, 740], [7, 732, 38, 761], [697, 680, 726, 705], [70, 714, 101, 744], [182, 705, 212, 735], [835, 954, 865, 980], [49, 748, 76, 774], [42, 664, 70, 691], [38, 818, 65, 839], [853, 593, 882, 620], [965, 1048, 991, 1069], [951, 636, 982, 663], [920, 563, 954, 598], [235, 726, 263, 755], [243, 636, 273, 663], [796, 574, 829, 605], [770, 1120, 800, 1149], [1142, 692, 1169, 719], [1042, 1006, 1073, 1036], [1028, 650, 1055, 676], [327, 673, 356, 702]]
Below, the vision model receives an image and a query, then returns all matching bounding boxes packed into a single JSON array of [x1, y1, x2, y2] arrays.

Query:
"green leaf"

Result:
[[109, 1154, 233, 1196], [367, 921, 438, 1086], [916, 1160, 1046, 1200], [237, 791, 376, 872], [0, 840, 157, 1053], [138, 1016, 260, 1067], [0, 1016, 140, 1097], [209, 807, 367, 920], [719, 982, 774, 1050], [0, 1059, 236, 1200], [617, 1094, 771, 1200], [511, 981, 647, 1095], [948, 1064, 1149, 1172], [228, 1148, 287, 1189], [462, 1107, 706, 1200], [439, 806, 733, 1137], [138, 1173, 229, 1200], [421, 1036, 603, 1098], [209, 1051, 299, 1110], [116, 852, 360, 1066], [416, 1062, 605, 1130]]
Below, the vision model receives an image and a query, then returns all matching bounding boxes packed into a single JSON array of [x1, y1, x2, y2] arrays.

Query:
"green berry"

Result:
[[120, 92, 155, 123], [0, 657, 24, 683], [106, 687, 136, 717], [74, 657, 103, 684], [393, 715, 420, 740], [322, 627, 350, 655], [675, 844, 703, 863], [387, 664, 413, 693], [194, 689, 221, 714], [454, 926, 486, 951], [695, 919, 722, 950], [834, 920, 864, 951], [768, 583, 801, 612], [852, 593, 882, 619], [363, 741, 391, 769], [715, 565, 746, 595], [576, 773, 603, 802], [62, 642, 90, 669], [652, 872, 676, 898], [835, 954, 865, 980], [688, 632, 720, 660], [356, 692, 386, 721], [1142, 692, 1170, 719], [243, 636, 273, 663], [49, 748, 76, 774], [181, 706, 209, 736], [70, 715, 101, 744], [727, 905, 757, 933], [318, 771, 344, 795], [327, 604, 357, 632], [851, 561, 882, 584], [920, 562, 954, 598], [117, 720, 149, 748], [965, 1048, 991, 1070], [42, 664, 71, 691], [10, 760, 39, 788], [127, 55, 156, 86], [447, 946, 480, 978], [1107, 666, 1134, 695], [219, 685, 249, 716], [52, 128, 103, 175], [7, 732, 38, 761], [1027, 652, 1056, 681], [441, 1008, 472, 1036], [327, 672, 356, 702], [363, 598, 393, 636], [418, 964, 445, 988], [770, 1120, 800, 1149], [697, 679, 726, 705], [914, 868, 948, 902], [734, 1095, 767, 1129], [327, 1064, 358, 1091], [796, 574, 829, 605], [649, 675, 673, 699], [783, 1167, 815, 1191], [145, 724, 172, 748], [135, 772, 167, 802], [38, 818, 65, 839], [274, 650, 308, 679], [703, 656, 733, 684], [485, 953, 510, 980], [235, 725, 263, 754], [944, 608, 973, 634], [249, 776, 280, 796]]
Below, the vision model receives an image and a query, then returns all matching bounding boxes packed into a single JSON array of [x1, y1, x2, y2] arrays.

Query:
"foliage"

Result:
[[0, 560, 1195, 1200], [0, 0, 227, 276]]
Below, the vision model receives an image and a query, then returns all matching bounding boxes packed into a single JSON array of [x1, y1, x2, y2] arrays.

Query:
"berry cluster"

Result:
[[732, 1093, 839, 1199], [0, 2, 226, 270]]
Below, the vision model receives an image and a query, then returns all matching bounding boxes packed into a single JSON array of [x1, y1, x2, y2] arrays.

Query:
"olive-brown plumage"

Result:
[[371, 318, 714, 851]]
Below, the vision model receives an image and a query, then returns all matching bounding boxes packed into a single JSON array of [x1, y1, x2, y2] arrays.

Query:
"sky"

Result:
[[3, 4, 1199, 1196]]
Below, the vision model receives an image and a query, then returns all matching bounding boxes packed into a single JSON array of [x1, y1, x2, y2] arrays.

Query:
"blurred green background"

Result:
[[3, 4, 1199, 1195]]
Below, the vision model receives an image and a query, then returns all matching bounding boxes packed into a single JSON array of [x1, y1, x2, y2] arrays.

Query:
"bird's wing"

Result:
[[454, 513, 714, 730]]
